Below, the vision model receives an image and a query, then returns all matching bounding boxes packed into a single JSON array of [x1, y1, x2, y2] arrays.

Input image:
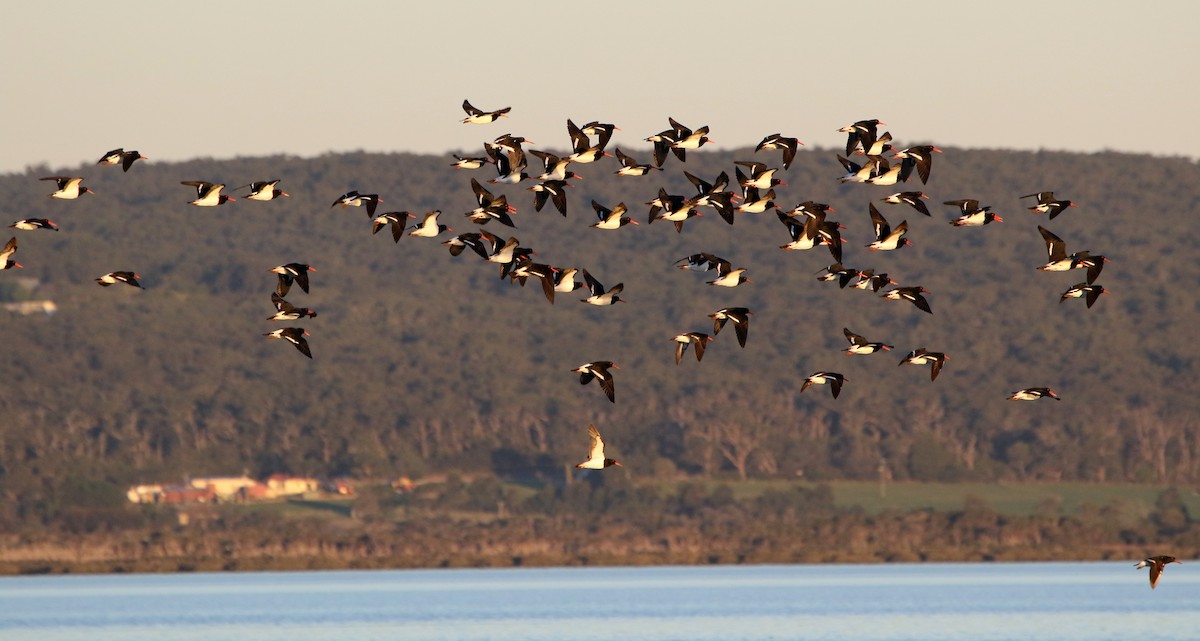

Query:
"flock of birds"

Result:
[[5, 99, 1175, 588]]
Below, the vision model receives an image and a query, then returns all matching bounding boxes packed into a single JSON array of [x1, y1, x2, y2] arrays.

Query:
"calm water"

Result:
[[0, 563, 1194, 641]]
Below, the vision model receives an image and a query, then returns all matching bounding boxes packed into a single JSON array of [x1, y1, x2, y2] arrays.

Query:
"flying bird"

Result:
[[8, 218, 58, 231], [866, 203, 910, 250], [373, 212, 414, 242], [264, 327, 312, 359], [96, 148, 146, 172], [900, 348, 948, 381], [945, 199, 1002, 226], [1022, 192, 1077, 219], [573, 361, 618, 403], [843, 328, 893, 355], [42, 176, 93, 199], [575, 423, 621, 469], [881, 192, 931, 216], [461, 99, 510, 124], [755, 133, 802, 169], [1134, 555, 1180, 589], [590, 200, 637, 230], [271, 263, 315, 297], [239, 180, 289, 201], [1060, 283, 1109, 308], [709, 307, 753, 348], [181, 181, 234, 206], [409, 210, 452, 238], [883, 286, 932, 313], [801, 371, 847, 399], [673, 332, 714, 364], [95, 271, 142, 288], [892, 145, 941, 184], [1008, 387, 1060, 401], [331, 191, 382, 217], [269, 292, 317, 321], [613, 147, 660, 177], [0, 237, 21, 270], [581, 269, 624, 305]]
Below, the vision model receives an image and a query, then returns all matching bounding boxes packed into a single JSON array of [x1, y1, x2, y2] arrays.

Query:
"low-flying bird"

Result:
[[409, 210, 452, 238], [0, 237, 21, 270], [900, 348, 948, 381], [801, 371, 847, 399], [867, 203, 910, 250], [1134, 555, 1181, 589], [881, 192, 931, 216], [271, 263, 315, 297], [613, 147, 660, 177], [945, 199, 1002, 226], [573, 361, 618, 403], [575, 423, 621, 469], [42, 176, 93, 199], [755, 133, 802, 169], [673, 332, 714, 364], [1008, 387, 1060, 401], [529, 179, 571, 216], [843, 328, 893, 355], [373, 212, 414, 242], [817, 263, 858, 288], [891, 145, 941, 184], [883, 286, 932, 314], [96, 148, 147, 172], [269, 292, 317, 320], [264, 327, 312, 359], [1022, 192, 1076, 219], [709, 307, 753, 348], [450, 154, 492, 170], [581, 269, 624, 305], [95, 271, 142, 288], [238, 180, 289, 201], [461, 99, 510, 124], [590, 200, 637, 230], [838, 118, 885, 156], [1037, 226, 1106, 283], [8, 218, 57, 231], [181, 181, 234, 206], [331, 190, 382, 217], [1060, 282, 1109, 308]]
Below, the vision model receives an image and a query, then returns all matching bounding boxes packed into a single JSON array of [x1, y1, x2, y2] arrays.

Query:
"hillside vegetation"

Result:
[[0, 144, 1197, 533]]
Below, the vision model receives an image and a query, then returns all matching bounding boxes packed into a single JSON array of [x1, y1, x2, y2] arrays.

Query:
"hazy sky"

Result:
[[5, 1, 1196, 175]]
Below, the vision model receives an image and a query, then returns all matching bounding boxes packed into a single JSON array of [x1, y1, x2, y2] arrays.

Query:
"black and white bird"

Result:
[[42, 176, 93, 199], [1022, 192, 1077, 220], [332, 190, 383, 217], [1134, 555, 1181, 589], [575, 423, 621, 469], [1008, 387, 1060, 401], [590, 201, 637, 230], [881, 191, 931, 216], [1060, 283, 1109, 308], [573, 361, 618, 403], [673, 332, 714, 364], [95, 271, 142, 288], [271, 263, 315, 297], [899, 348, 948, 381], [373, 212, 414, 242], [239, 180, 289, 201], [264, 327, 312, 359], [0, 237, 21, 270], [461, 99, 510, 124], [581, 269, 624, 305], [613, 147, 661, 177], [843, 328, 893, 355], [883, 286, 932, 314], [269, 292, 317, 321], [181, 181, 234, 206], [709, 307, 753, 348], [96, 148, 147, 172], [801, 372, 847, 399], [755, 133, 802, 169], [8, 218, 58, 231]]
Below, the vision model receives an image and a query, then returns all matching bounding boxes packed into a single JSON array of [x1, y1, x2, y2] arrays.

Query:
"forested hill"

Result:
[[0, 146, 1197, 519]]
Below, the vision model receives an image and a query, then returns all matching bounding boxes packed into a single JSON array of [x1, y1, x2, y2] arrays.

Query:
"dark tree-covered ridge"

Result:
[[0, 146, 1197, 529]]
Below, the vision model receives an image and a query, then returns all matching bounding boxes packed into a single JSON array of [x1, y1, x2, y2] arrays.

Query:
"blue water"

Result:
[[0, 563, 1194, 640]]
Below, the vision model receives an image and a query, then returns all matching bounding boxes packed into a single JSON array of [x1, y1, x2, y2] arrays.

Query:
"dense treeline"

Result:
[[2, 480, 1196, 574], [0, 146, 1197, 531]]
